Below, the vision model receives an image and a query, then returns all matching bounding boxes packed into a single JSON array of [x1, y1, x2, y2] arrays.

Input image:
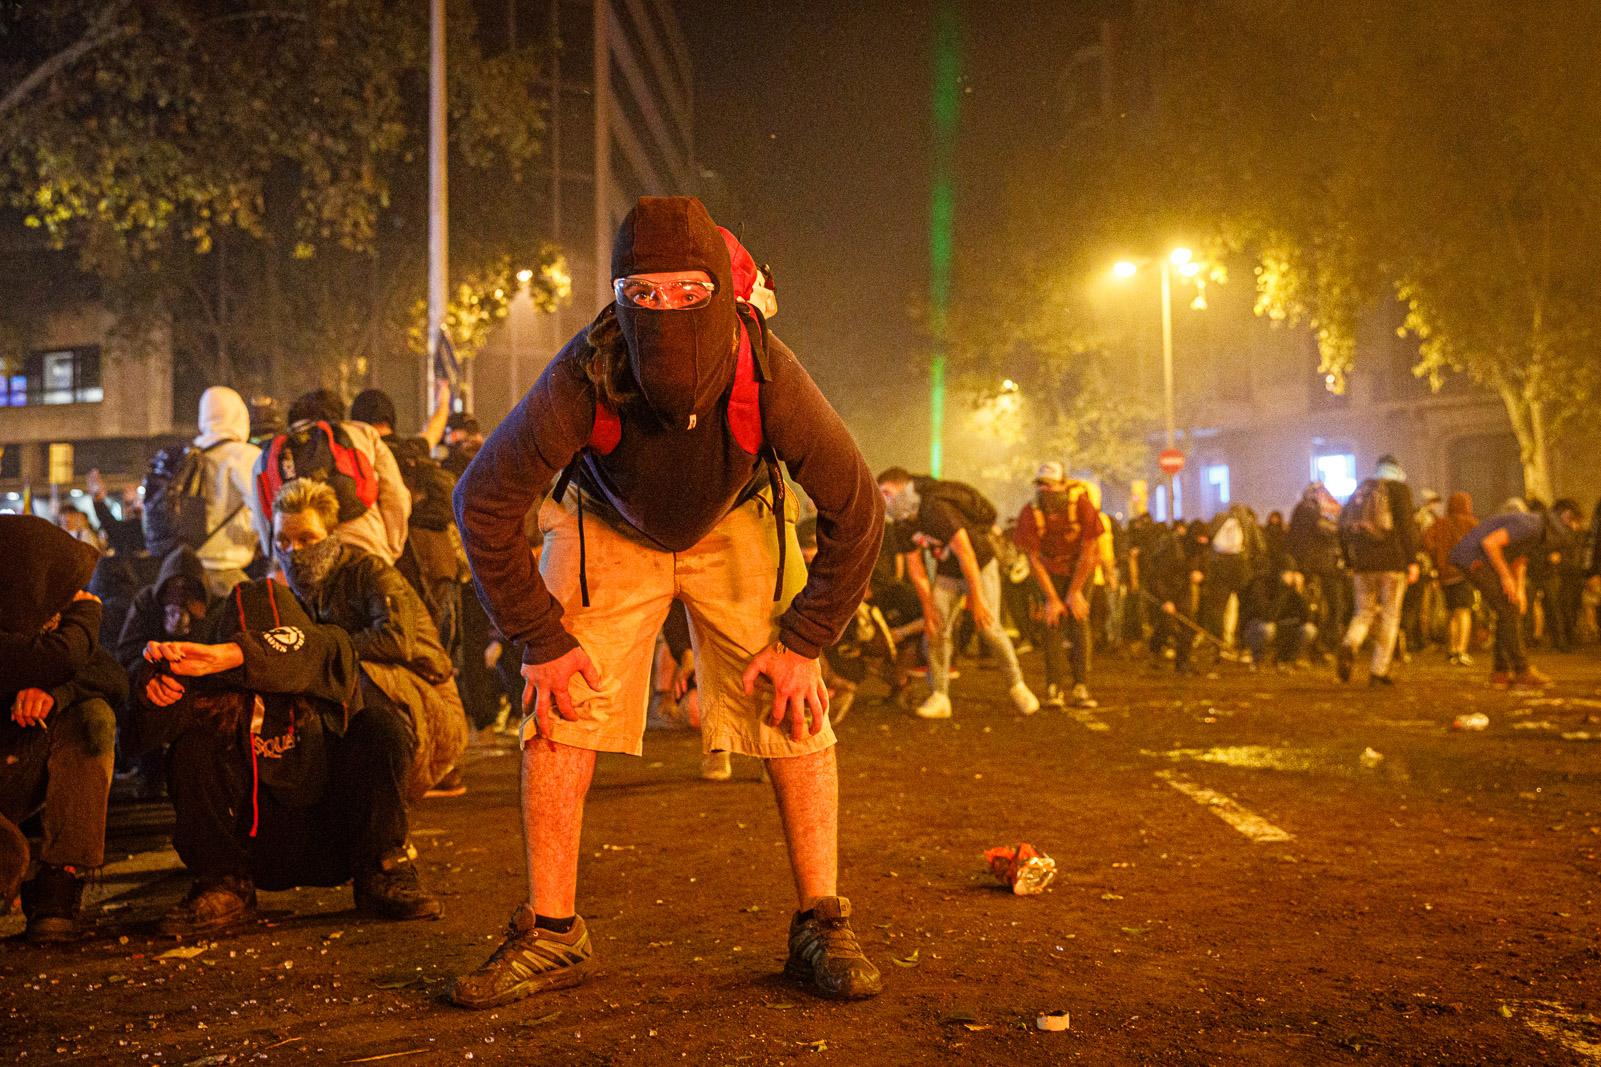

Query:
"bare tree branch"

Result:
[[0, 2, 134, 121]]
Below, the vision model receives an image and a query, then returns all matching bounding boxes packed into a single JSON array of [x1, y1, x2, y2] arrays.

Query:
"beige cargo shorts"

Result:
[[524, 488, 835, 759]]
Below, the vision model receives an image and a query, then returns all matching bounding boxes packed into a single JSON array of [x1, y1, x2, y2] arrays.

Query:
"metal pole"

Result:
[[593, 0, 611, 309], [1160, 259, 1176, 514], [427, 0, 450, 417]]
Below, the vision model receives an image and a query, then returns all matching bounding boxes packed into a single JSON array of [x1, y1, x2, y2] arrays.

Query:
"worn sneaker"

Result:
[[1335, 644, 1354, 683], [1043, 684, 1067, 709], [1457, 653, 1475, 667], [157, 876, 258, 938], [450, 905, 596, 1010], [1368, 673, 1395, 687], [915, 692, 952, 720], [1069, 683, 1098, 709], [1009, 682, 1041, 716], [0, 813, 27, 914], [700, 750, 733, 781], [21, 864, 86, 944], [784, 897, 883, 1000], [1511, 667, 1553, 689], [354, 848, 443, 921]]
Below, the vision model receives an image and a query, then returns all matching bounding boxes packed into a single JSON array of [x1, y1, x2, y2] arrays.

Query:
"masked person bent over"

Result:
[[452, 196, 885, 1008], [0, 516, 126, 941], [138, 577, 438, 935], [272, 479, 468, 802]]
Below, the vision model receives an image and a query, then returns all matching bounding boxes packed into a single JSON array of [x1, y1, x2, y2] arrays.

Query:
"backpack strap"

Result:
[[729, 321, 763, 456], [258, 434, 288, 525]]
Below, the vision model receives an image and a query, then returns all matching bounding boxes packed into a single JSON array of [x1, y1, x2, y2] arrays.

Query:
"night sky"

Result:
[[680, 2, 1105, 472]]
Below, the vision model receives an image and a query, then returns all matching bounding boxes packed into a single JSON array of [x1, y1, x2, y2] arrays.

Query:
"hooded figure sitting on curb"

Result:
[[135, 576, 440, 936], [269, 478, 467, 801], [0, 515, 126, 942]]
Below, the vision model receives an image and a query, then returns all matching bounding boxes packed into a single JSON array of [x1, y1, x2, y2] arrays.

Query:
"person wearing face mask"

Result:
[[271, 479, 468, 802], [1012, 462, 1104, 709], [452, 197, 884, 1008]]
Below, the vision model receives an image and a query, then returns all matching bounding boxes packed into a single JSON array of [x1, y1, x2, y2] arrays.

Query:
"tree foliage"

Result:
[[1067, 2, 1601, 499], [0, 0, 563, 410]]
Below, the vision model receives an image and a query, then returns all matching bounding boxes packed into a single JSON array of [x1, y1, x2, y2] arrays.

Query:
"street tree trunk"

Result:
[[1494, 380, 1555, 504]]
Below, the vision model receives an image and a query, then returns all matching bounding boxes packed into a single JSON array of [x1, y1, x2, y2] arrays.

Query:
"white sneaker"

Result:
[[1009, 682, 1041, 716], [1070, 683, 1098, 709], [700, 751, 732, 781], [915, 692, 953, 720]]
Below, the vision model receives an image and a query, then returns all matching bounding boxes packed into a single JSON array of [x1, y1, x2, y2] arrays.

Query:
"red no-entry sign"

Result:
[[1158, 447, 1186, 475]]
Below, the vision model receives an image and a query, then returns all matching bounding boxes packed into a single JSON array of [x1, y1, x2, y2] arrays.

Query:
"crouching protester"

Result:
[[271, 479, 468, 801], [0, 515, 125, 942], [451, 196, 885, 1009], [134, 578, 440, 936]]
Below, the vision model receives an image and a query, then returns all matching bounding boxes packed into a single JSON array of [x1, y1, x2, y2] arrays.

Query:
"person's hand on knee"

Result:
[[743, 642, 828, 742], [521, 646, 602, 743]]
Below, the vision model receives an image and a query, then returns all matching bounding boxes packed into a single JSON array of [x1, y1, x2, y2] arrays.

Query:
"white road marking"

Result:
[[1067, 707, 1110, 733], [1523, 1000, 1601, 1063], [1155, 770, 1294, 843]]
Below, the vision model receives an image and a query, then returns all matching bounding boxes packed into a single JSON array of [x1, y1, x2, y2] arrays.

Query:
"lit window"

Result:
[[1204, 464, 1231, 508], [1314, 452, 1358, 501], [1153, 485, 1168, 522]]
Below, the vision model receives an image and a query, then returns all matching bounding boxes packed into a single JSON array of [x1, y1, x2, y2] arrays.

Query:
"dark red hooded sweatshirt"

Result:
[[453, 196, 884, 663]]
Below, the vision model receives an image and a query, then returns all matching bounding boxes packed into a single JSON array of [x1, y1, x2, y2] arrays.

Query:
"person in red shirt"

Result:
[[1012, 462, 1105, 709]]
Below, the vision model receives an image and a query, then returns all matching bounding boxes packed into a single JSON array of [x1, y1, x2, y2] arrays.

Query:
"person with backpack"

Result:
[[251, 388, 410, 568], [878, 467, 1041, 720], [451, 197, 885, 1008], [1288, 482, 1349, 657], [1202, 502, 1266, 649], [1336, 455, 1420, 686], [142, 388, 261, 600], [1011, 461, 1104, 709]]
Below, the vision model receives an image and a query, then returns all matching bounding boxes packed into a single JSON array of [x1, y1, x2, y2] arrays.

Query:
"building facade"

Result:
[[472, 0, 698, 426]]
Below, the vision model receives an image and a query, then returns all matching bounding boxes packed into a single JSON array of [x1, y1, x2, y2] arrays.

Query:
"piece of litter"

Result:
[[157, 944, 209, 960], [891, 949, 920, 968], [1359, 747, 1384, 768], [1036, 1010, 1071, 1032]]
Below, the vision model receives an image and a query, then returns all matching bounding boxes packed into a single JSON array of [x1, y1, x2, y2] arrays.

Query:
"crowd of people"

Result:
[[3, 194, 1599, 1018]]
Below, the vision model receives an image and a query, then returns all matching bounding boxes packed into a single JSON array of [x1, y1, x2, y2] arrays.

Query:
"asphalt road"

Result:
[[5, 645, 1601, 1064]]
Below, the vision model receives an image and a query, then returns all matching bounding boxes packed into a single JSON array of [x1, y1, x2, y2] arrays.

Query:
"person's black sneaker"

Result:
[[157, 876, 258, 938], [1368, 673, 1395, 687], [20, 863, 86, 944], [0, 813, 27, 914], [354, 847, 442, 921], [1335, 644, 1354, 684], [784, 896, 883, 1000], [450, 905, 596, 1009]]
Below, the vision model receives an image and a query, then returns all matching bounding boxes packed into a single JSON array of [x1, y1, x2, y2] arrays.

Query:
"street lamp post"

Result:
[[1113, 248, 1197, 517]]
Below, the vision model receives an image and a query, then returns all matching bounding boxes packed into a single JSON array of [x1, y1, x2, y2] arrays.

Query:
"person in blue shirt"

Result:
[[1448, 500, 1584, 688]]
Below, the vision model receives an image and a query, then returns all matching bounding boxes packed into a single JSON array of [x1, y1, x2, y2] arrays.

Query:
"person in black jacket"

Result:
[[1240, 568, 1317, 668], [0, 515, 126, 942], [1336, 456, 1420, 685], [137, 578, 439, 936], [271, 478, 468, 802], [1145, 522, 1206, 674]]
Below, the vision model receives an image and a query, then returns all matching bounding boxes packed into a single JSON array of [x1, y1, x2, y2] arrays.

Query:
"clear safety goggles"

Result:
[[612, 276, 717, 310]]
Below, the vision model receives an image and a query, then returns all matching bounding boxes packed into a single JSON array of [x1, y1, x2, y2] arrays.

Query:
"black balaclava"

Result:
[[610, 196, 738, 430], [0, 514, 100, 636]]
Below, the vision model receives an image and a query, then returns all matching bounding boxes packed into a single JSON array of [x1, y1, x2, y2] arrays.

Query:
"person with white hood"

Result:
[[193, 387, 262, 598]]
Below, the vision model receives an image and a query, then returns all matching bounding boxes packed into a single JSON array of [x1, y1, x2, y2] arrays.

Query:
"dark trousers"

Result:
[[1150, 604, 1195, 671], [457, 585, 502, 730], [1308, 567, 1351, 652], [0, 698, 116, 869], [1040, 571, 1089, 689], [1467, 567, 1529, 674], [166, 704, 413, 890], [1201, 556, 1250, 642]]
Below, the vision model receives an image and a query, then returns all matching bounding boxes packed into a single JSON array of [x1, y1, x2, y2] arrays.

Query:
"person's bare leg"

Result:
[[521, 741, 596, 917], [766, 746, 839, 909]]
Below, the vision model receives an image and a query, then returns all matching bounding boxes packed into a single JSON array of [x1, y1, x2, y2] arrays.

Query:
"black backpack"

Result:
[[386, 436, 456, 533], [1339, 478, 1394, 547], [142, 441, 235, 558], [922, 479, 998, 530]]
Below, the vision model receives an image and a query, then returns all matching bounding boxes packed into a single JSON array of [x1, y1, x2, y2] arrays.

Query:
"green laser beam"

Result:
[[928, 0, 959, 478]]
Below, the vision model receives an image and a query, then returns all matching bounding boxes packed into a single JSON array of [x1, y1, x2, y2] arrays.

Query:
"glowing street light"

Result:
[[1168, 246, 1193, 267], [1111, 259, 1139, 280], [515, 268, 534, 285]]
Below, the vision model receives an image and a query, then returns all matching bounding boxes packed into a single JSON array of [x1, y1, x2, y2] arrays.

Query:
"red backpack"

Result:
[[552, 305, 786, 607], [256, 420, 379, 528]]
